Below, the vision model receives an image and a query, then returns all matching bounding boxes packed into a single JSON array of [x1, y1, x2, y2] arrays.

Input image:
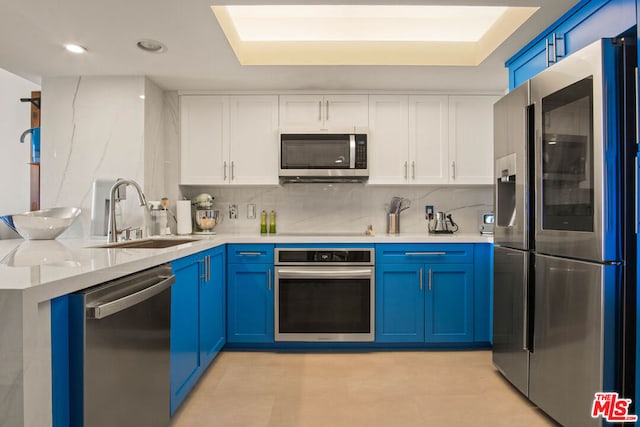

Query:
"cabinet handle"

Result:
[[238, 251, 263, 256], [428, 268, 432, 291], [552, 33, 564, 63], [318, 101, 322, 121], [207, 255, 211, 282], [636, 67, 640, 144], [231, 161, 235, 181], [451, 161, 456, 180], [268, 269, 272, 291], [224, 161, 228, 181], [199, 258, 206, 282], [405, 252, 446, 256], [404, 161, 408, 180], [419, 268, 423, 291], [545, 38, 550, 67], [326, 100, 329, 121], [412, 161, 416, 180]]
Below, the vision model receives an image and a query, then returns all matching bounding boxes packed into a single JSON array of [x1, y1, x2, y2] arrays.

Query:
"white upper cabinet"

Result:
[[279, 94, 368, 131], [448, 96, 499, 185], [368, 95, 409, 185], [180, 95, 279, 186], [409, 95, 449, 184], [368, 95, 448, 185], [229, 95, 279, 185], [180, 95, 229, 185]]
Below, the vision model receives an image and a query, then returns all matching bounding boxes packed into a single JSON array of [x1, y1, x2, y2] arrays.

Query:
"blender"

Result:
[[192, 193, 221, 234]]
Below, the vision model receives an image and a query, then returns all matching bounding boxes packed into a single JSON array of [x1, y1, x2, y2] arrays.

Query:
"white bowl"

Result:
[[12, 207, 82, 240]]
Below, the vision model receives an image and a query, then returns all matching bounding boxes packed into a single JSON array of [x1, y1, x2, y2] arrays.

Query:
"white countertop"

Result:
[[0, 232, 492, 301]]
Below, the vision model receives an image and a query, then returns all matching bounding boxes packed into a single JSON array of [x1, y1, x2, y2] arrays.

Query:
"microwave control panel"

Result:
[[355, 136, 367, 169]]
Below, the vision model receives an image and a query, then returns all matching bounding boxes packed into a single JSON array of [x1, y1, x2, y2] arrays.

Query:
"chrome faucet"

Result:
[[107, 178, 148, 243]]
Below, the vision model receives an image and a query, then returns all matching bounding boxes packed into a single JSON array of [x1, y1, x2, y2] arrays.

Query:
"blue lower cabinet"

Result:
[[227, 263, 274, 343], [199, 246, 226, 369], [170, 246, 226, 416], [170, 254, 201, 415], [425, 264, 474, 343], [375, 264, 424, 343], [473, 244, 492, 343]]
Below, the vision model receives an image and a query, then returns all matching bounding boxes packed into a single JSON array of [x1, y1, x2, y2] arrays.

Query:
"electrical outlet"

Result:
[[229, 204, 238, 220], [425, 205, 434, 220], [247, 204, 256, 219]]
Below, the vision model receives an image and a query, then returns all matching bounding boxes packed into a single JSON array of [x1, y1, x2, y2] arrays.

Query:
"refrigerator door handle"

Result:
[[522, 254, 530, 352]]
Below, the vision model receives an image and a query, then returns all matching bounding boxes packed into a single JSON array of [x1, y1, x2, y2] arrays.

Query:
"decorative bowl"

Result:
[[12, 207, 82, 240]]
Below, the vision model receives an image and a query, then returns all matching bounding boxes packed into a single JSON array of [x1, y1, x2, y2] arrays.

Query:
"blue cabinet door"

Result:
[[227, 263, 274, 343], [170, 255, 201, 415], [473, 244, 493, 343], [375, 264, 424, 343], [199, 246, 226, 368], [425, 264, 474, 343]]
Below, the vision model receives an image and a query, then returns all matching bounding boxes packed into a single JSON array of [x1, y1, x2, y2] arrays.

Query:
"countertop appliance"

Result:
[[279, 132, 368, 182], [274, 248, 374, 341], [69, 264, 175, 427], [427, 211, 459, 234], [492, 38, 636, 427], [191, 193, 220, 234], [479, 213, 494, 235]]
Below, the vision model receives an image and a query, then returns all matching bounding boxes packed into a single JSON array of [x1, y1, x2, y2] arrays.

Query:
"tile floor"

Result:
[[170, 350, 558, 427]]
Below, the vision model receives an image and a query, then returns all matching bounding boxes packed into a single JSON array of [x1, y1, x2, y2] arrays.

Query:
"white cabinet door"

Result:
[[409, 96, 449, 184], [449, 96, 499, 184], [324, 95, 369, 130], [279, 94, 368, 130], [229, 96, 279, 185], [279, 95, 324, 129], [368, 95, 409, 185], [180, 95, 229, 185]]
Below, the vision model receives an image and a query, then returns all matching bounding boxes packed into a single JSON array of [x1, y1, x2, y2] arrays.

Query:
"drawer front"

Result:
[[375, 244, 474, 264], [227, 244, 274, 264]]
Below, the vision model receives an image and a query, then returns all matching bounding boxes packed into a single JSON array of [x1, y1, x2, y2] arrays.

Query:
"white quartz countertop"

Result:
[[0, 232, 492, 301]]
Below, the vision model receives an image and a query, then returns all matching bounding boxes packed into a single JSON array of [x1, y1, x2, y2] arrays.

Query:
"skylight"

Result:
[[225, 5, 508, 42], [211, 5, 539, 66]]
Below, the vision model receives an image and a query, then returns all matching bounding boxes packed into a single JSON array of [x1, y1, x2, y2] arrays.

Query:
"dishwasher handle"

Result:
[[86, 274, 175, 319]]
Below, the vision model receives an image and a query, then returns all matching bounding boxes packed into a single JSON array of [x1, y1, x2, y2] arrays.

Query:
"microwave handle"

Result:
[[349, 135, 356, 168]]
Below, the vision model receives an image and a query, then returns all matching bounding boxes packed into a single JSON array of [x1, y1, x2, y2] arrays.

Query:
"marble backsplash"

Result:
[[180, 184, 493, 236]]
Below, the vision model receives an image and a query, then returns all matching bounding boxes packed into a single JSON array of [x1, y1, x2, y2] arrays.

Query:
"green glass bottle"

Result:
[[269, 210, 276, 234], [260, 210, 267, 234]]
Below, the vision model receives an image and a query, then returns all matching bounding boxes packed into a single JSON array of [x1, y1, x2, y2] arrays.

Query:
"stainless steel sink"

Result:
[[92, 238, 198, 249]]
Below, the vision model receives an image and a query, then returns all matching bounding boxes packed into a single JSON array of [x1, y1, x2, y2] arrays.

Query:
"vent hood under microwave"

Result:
[[279, 132, 368, 183]]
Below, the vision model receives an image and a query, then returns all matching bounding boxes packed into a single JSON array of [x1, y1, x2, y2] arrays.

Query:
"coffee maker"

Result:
[[192, 193, 221, 234], [427, 210, 459, 234]]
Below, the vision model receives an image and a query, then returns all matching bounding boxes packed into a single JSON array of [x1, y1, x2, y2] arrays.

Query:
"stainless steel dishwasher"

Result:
[[69, 264, 175, 427]]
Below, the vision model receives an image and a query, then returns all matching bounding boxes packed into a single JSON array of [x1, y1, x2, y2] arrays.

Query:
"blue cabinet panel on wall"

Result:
[[425, 264, 474, 343], [474, 244, 493, 343], [507, 0, 636, 89], [227, 263, 274, 343], [375, 264, 424, 343], [170, 255, 200, 415]]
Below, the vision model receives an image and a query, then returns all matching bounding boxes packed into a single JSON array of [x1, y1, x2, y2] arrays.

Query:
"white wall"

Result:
[[0, 69, 40, 215]]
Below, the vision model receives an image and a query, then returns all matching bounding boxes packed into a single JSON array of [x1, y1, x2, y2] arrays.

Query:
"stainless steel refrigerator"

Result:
[[493, 38, 636, 427]]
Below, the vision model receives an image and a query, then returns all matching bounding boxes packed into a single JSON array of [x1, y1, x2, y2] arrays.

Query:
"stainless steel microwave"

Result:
[[279, 133, 368, 182]]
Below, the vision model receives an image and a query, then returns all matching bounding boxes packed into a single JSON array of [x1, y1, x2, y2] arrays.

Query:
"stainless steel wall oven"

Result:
[[274, 248, 374, 342]]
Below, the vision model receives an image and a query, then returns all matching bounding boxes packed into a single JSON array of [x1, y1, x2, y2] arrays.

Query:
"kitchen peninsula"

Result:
[[0, 232, 491, 427]]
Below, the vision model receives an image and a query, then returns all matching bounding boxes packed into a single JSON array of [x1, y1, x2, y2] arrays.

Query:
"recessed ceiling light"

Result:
[[64, 44, 87, 54], [139, 95, 146, 100], [136, 39, 167, 53]]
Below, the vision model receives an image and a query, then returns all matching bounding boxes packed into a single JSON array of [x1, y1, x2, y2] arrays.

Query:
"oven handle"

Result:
[[276, 267, 373, 279]]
